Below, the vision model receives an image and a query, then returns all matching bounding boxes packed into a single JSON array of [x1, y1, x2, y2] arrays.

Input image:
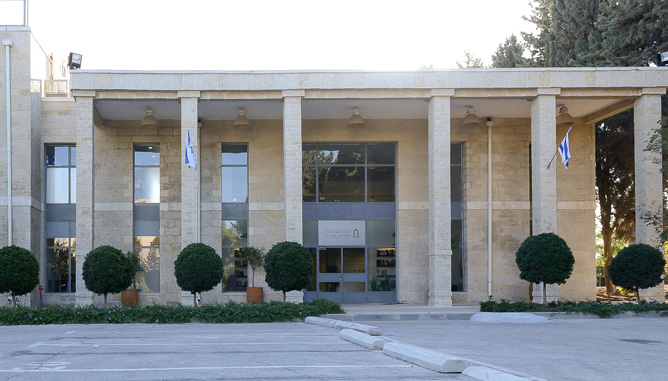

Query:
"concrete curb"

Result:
[[326, 313, 475, 322], [339, 329, 386, 350], [305, 316, 383, 336], [462, 366, 532, 380], [382, 341, 468, 373]]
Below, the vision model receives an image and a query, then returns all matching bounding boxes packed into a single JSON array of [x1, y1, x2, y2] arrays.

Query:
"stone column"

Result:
[[530, 92, 559, 303], [635, 90, 666, 302], [180, 91, 200, 248], [73, 91, 96, 305], [428, 91, 453, 307], [282, 90, 304, 244]]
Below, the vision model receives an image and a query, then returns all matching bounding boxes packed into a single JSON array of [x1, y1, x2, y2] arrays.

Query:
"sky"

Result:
[[2, 0, 535, 71]]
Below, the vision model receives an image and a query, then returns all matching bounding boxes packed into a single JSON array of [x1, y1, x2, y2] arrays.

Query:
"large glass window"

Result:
[[134, 145, 160, 203], [222, 144, 249, 292], [451, 142, 465, 292], [45, 145, 76, 293], [133, 144, 160, 292], [302, 143, 395, 202], [46, 146, 76, 204]]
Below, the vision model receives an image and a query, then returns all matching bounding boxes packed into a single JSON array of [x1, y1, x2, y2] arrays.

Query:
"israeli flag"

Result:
[[558, 128, 572, 169], [185, 130, 197, 169]]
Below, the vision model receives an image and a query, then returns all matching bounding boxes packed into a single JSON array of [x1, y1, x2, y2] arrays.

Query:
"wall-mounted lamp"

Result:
[[462, 106, 481, 127], [68, 52, 82, 69], [233, 107, 250, 128], [658, 51, 668, 67], [556, 104, 574, 127], [141, 107, 158, 127], [347, 106, 365, 127]]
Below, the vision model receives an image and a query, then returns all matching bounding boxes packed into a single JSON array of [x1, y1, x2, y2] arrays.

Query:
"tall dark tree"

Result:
[[596, 111, 636, 295], [491, 34, 532, 68], [506, 0, 668, 294]]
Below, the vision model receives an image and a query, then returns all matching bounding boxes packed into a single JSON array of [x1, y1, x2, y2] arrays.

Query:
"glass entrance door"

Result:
[[316, 247, 366, 303]]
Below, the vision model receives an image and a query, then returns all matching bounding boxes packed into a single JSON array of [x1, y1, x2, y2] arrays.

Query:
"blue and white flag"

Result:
[[558, 128, 572, 169], [185, 130, 197, 169]]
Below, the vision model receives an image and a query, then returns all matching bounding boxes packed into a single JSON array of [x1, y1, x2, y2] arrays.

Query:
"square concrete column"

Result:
[[428, 92, 453, 307], [180, 92, 200, 249], [282, 90, 304, 244], [634, 90, 666, 302], [530, 93, 559, 303], [73, 91, 96, 305]]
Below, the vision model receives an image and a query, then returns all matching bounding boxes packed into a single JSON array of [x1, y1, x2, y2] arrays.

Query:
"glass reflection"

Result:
[[46, 168, 69, 203], [367, 166, 395, 202], [318, 166, 364, 202], [222, 220, 247, 247], [134, 167, 160, 203], [222, 167, 248, 202], [222, 144, 248, 165]]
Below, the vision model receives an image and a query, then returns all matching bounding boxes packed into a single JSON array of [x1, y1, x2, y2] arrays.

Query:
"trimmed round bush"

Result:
[[0, 245, 39, 308], [516, 233, 574, 303], [82, 245, 134, 307], [174, 243, 223, 306], [264, 241, 313, 301], [609, 243, 665, 302]]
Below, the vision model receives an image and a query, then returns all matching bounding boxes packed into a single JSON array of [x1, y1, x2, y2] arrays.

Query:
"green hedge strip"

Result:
[[0, 299, 343, 325], [480, 300, 668, 318]]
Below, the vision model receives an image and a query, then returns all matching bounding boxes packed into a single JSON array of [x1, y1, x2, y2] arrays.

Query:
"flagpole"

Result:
[[547, 126, 572, 169], [196, 123, 201, 243]]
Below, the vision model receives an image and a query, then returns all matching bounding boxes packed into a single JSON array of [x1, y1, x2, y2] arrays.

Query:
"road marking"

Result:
[[64, 331, 76, 335], [35, 342, 349, 347], [0, 364, 414, 373], [26, 342, 43, 349]]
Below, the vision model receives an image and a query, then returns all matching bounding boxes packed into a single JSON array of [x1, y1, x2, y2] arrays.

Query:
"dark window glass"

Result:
[[222, 248, 247, 291], [451, 143, 462, 165], [45, 146, 70, 166], [368, 144, 395, 164], [318, 166, 364, 202], [319, 144, 364, 165], [302, 144, 319, 165], [222, 220, 247, 248], [367, 166, 395, 202], [302, 167, 317, 202]]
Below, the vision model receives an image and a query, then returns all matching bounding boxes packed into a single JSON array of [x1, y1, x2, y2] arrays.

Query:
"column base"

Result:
[[428, 291, 453, 307]]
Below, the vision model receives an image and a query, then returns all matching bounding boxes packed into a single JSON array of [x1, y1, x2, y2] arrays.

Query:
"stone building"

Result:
[[2, 26, 667, 306]]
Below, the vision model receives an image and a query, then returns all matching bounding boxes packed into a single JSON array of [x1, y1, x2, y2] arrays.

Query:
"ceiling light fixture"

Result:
[[141, 107, 158, 127], [556, 104, 575, 128], [347, 106, 365, 127], [462, 106, 481, 127], [233, 107, 250, 128]]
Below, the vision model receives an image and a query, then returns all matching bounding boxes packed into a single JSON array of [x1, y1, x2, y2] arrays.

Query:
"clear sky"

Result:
[[2, 0, 535, 71]]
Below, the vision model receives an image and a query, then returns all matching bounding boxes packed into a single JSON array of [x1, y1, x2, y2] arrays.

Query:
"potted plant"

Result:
[[241, 246, 265, 303], [121, 250, 144, 306]]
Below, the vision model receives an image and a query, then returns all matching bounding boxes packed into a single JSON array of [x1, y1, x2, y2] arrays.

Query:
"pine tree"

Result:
[[456, 50, 486, 68], [491, 34, 532, 68]]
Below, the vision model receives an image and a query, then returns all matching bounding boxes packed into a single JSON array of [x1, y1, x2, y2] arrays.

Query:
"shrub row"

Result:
[[480, 300, 668, 318], [0, 299, 344, 325]]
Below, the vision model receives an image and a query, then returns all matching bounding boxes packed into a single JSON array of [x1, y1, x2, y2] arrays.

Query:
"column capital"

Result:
[[535, 88, 561, 96], [639, 87, 667, 96], [282, 90, 305, 98], [430, 89, 455, 97], [72, 90, 96, 98], [178, 90, 201, 98]]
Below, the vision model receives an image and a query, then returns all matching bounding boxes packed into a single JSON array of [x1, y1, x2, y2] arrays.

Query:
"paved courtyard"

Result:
[[0, 322, 456, 381]]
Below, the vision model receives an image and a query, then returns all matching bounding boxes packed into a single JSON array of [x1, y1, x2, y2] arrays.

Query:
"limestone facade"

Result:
[[2, 27, 667, 306]]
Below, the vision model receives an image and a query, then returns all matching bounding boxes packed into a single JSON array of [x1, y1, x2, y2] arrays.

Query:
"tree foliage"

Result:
[[596, 111, 636, 295], [264, 241, 313, 301], [491, 34, 532, 68], [515, 233, 574, 303], [608, 243, 666, 303], [0, 245, 39, 308], [82, 245, 134, 307], [174, 243, 223, 306], [456, 50, 486, 68]]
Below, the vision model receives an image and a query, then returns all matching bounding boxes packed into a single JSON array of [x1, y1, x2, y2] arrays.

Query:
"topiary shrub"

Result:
[[609, 243, 666, 304], [264, 241, 313, 302], [174, 243, 223, 306], [82, 245, 134, 307], [0, 245, 39, 308], [515, 233, 574, 304]]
